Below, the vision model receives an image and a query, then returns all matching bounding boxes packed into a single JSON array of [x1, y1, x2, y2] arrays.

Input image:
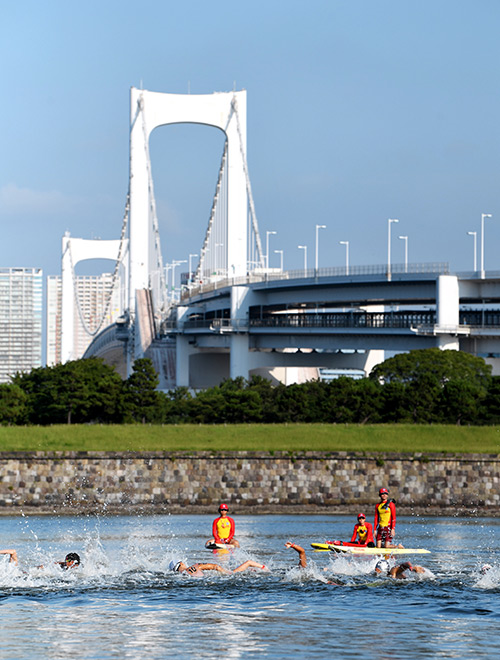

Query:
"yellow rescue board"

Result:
[[311, 543, 430, 555]]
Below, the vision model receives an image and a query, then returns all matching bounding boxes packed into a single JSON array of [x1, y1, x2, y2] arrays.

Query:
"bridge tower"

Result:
[[61, 233, 128, 363], [129, 87, 249, 299], [128, 87, 251, 375]]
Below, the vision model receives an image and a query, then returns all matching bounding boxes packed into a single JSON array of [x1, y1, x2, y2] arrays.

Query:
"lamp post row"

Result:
[[176, 212, 494, 286]]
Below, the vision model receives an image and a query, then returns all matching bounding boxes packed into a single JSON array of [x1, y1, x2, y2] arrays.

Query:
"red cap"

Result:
[[379, 488, 389, 495], [218, 503, 229, 511], [357, 513, 366, 520]]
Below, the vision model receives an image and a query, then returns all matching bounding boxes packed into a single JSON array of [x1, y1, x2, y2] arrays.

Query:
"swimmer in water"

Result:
[[0, 549, 18, 565], [169, 558, 267, 577], [37, 552, 81, 570], [285, 541, 343, 585], [57, 553, 81, 569], [375, 559, 425, 579]]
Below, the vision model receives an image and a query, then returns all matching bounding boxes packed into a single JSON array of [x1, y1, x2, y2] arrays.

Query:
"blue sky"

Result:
[[1, 0, 500, 278]]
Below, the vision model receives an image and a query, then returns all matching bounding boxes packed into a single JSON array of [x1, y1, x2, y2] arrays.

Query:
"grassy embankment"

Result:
[[0, 424, 499, 454]]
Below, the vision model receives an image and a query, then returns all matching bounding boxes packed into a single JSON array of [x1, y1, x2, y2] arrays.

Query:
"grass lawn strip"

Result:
[[0, 424, 499, 454]]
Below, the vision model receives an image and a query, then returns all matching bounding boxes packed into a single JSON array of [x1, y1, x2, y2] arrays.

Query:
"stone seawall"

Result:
[[0, 451, 498, 516]]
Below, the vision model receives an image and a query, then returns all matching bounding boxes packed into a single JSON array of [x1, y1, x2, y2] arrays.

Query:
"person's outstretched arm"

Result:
[[232, 560, 268, 573], [0, 549, 18, 565], [197, 563, 232, 575], [285, 542, 307, 568]]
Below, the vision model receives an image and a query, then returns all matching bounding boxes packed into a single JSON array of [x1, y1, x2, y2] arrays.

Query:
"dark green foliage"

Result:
[[2, 349, 499, 426], [370, 348, 492, 389], [439, 379, 485, 425], [123, 358, 162, 423], [13, 358, 124, 424], [0, 384, 28, 425], [483, 376, 500, 424]]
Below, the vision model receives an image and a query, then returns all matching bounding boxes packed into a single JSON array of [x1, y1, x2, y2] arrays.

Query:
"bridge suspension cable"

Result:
[[68, 194, 129, 337], [231, 94, 265, 270], [195, 142, 228, 283], [140, 97, 169, 317], [194, 94, 265, 285]]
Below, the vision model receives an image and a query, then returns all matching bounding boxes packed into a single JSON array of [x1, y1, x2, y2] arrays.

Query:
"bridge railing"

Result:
[[181, 262, 450, 300], [177, 309, 500, 333]]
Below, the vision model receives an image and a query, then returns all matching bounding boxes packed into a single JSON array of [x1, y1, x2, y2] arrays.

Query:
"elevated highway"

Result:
[[170, 265, 500, 388]]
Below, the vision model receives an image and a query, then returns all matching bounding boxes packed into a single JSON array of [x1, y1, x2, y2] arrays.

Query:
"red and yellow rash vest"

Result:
[[350, 521, 374, 545], [212, 515, 236, 543], [374, 500, 396, 531]]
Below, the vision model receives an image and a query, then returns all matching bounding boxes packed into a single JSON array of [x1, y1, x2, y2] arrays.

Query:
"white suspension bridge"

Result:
[[60, 87, 500, 388]]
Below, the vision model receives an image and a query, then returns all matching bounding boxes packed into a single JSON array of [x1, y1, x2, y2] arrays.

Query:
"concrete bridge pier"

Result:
[[229, 285, 254, 380], [436, 275, 460, 350]]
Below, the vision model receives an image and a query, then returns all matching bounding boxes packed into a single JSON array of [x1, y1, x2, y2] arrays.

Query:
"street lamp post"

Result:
[[315, 224, 326, 271], [172, 260, 187, 301], [164, 263, 173, 301], [339, 241, 349, 275], [467, 231, 477, 272], [274, 249, 284, 271], [188, 253, 198, 285], [298, 245, 308, 274], [480, 213, 492, 278], [398, 235, 408, 273], [266, 230, 277, 269], [387, 218, 399, 279]]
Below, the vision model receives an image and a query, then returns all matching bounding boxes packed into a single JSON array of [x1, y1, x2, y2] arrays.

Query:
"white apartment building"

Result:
[[0, 267, 43, 383], [46, 272, 123, 365]]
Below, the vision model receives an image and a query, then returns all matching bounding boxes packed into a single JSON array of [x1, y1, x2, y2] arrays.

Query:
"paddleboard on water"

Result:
[[311, 543, 430, 555], [205, 541, 236, 551]]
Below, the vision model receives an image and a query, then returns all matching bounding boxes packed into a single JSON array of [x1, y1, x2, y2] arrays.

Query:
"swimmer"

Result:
[[375, 559, 425, 579], [37, 552, 81, 570], [285, 541, 343, 585], [169, 558, 267, 577], [285, 541, 307, 568], [480, 564, 493, 575], [0, 549, 18, 565], [57, 553, 81, 569]]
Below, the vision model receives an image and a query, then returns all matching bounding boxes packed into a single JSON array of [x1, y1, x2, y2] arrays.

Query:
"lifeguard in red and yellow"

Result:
[[374, 487, 397, 548], [208, 503, 240, 548], [350, 513, 375, 546]]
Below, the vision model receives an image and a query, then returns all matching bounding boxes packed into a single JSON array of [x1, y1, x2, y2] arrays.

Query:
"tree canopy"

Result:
[[370, 348, 492, 389], [0, 349, 497, 426]]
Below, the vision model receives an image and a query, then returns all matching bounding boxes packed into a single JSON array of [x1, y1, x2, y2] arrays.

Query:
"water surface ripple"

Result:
[[1, 514, 499, 658]]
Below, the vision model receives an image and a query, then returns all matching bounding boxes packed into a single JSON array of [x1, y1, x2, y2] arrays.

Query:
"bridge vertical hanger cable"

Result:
[[194, 95, 265, 285], [195, 142, 228, 283], [140, 94, 168, 315], [231, 95, 265, 269], [68, 194, 130, 337]]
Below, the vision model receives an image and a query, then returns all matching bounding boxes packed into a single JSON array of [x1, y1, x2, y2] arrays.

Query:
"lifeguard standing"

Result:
[[374, 488, 396, 548]]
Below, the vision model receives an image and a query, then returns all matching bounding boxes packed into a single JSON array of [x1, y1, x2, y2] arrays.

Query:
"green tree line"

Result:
[[0, 349, 498, 426]]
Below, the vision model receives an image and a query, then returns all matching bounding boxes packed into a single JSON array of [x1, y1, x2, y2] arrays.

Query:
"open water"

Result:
[[0, 513, 499, 659]]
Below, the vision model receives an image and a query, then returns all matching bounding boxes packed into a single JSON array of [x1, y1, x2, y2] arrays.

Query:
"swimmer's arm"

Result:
[[0, 549, 17, 565], [285, 542, 307, 568], [198, 563, 232, 575]]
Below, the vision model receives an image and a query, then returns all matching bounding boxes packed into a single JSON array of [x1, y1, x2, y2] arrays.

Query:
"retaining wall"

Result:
[[0, 451, 498, 514]]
